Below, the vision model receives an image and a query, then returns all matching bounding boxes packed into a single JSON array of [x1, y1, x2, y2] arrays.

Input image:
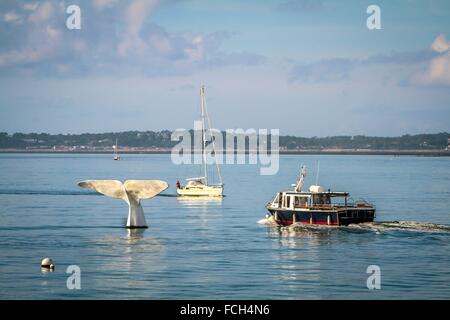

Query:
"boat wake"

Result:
[[0, 189, 177, 197], [283, 223, 336, 234], [0, 189, 97, 196], [257, 215, 277, 225], [346, 221, 450, 234], [258, 217, 450, 234]]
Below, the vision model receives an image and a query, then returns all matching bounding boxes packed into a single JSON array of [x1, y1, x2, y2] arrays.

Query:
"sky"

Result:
[[0, 0, 449, 136]]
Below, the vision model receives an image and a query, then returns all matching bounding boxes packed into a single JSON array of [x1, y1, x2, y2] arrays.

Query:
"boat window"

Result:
[[313, 195, 320, 204], [272, 193, 279, 203], [313, 195, 331, 205], [286, 196, 290, 208], [272, 193, 280, 206], [313, 194, 330, 204], [295, 196, 307, 207]]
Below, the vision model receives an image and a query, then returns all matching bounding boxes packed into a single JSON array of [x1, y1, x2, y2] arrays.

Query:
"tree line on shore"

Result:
[[0, 131, 448, 150]]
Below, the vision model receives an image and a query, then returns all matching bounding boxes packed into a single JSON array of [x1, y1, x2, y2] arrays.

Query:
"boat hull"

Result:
[[177, 186, 223, 197], [267, 207, 375, 226]]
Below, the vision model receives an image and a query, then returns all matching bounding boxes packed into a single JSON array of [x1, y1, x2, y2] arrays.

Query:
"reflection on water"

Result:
[[258, 218, 450, 299], [177, 196, 223, 228], [126, 228, 146, 242], [79, 229, 167, 297], [176, 196, 223, 205], [266, 224, 325, 296], [92, 229, 166, 258], [40, 267, 55, 274]]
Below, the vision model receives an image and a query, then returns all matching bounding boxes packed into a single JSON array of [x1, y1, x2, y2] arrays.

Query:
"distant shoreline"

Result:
[[1, 149, 449, 157]]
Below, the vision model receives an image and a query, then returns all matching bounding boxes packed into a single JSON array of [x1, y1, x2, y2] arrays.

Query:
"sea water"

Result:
[[0, 154, 449, 299]]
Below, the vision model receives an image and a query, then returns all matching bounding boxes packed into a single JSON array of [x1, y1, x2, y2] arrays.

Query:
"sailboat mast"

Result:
[[200, 85, 208, 185], [202, 89, 223, 186]]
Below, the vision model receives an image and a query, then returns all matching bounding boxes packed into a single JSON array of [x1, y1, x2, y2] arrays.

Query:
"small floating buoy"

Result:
[[41, 258, 55, 270]]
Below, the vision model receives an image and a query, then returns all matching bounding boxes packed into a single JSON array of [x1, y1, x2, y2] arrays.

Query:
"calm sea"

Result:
[[0, 154, 449, 299]]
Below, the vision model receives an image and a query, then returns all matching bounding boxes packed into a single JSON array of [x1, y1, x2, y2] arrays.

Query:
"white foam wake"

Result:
[[347, 221, 450, 233], [257, 215, 277, 225], [256, 217, 450, 234]]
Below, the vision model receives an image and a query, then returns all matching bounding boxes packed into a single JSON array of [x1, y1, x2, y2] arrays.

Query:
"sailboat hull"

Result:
[[177, 185, 223, 197], [178, 86, 223, 197]]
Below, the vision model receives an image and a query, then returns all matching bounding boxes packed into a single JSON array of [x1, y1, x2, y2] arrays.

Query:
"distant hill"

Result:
[[0, 131, 448, 151]]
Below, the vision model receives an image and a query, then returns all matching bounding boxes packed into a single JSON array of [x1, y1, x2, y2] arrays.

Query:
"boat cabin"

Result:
[[185, 178, 206, 188], [270, 186, 349, 210], [266, 166, 376, 226]]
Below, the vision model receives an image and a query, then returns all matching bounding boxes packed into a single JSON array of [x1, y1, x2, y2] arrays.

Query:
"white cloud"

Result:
[[29, 2, 53, 24], [94, 0, 119, 9], [3, 11, 21, 23], [431, 34, 450, 53], [45, 25, 60, 40], [23, 3, 39, 11], [0, 1, 264, 76], [184, 36, 205, 62], [415, 52, 450, 85], [0, 30, 61, 67], [413, 34, 450, 86], [117, 0, 159, 56], [0, 48, 46, 67], [149, 33, 172, 54]]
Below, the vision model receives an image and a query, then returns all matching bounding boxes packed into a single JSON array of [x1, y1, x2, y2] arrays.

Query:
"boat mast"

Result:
[[114, 137, 118, 157], [315, 160, 320, 185], [200, 85, 208, 185], [294, 165, 306, 192], [203, 90, 222, 186]]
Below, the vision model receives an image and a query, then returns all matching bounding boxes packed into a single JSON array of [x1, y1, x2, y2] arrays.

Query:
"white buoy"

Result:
[[41, 258, 55, 269]]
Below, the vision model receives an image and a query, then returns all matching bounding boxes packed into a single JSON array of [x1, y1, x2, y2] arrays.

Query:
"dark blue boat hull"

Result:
[[267, 208, 375, 226]]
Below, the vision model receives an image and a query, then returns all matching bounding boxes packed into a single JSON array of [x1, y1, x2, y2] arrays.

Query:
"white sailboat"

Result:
[[113, 137, 120, 160], [176, 85, 223, 197]]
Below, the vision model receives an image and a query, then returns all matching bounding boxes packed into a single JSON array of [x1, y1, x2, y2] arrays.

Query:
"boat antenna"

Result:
[[315, 160, 320, 185], [294, 165, 306, 192], [200, 85, 208, 185]]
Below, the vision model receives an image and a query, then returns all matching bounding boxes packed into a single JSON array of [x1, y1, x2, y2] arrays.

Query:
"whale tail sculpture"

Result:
[[78, 180, 169, 228]]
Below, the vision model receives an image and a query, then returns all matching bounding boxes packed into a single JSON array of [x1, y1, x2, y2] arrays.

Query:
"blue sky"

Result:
[[0, 0, 449, 136]]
